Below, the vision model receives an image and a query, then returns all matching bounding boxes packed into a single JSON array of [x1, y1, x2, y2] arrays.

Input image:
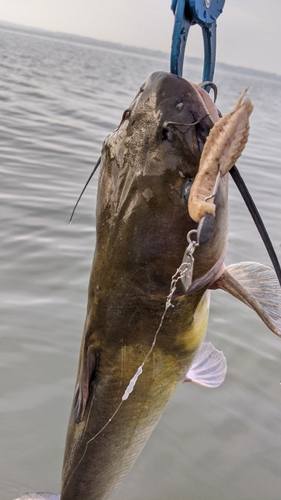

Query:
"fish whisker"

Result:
[[69, 156, 101, 224]]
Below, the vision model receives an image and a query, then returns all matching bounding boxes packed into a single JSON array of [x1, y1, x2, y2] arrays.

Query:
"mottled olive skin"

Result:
[[61, 72, 228, 500]]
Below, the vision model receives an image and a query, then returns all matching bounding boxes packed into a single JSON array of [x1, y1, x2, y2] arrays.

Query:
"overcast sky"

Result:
[[0, 0, 280, 75]]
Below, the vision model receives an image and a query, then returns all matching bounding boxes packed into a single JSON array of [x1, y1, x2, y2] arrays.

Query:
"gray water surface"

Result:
[[1, 25, 281, 500]]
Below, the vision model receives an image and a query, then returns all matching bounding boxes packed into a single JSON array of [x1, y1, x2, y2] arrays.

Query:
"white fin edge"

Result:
[[184, 342, 227, 388]]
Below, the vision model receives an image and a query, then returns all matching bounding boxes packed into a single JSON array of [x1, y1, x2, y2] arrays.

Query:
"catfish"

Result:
[[16, 72, 281, 500]]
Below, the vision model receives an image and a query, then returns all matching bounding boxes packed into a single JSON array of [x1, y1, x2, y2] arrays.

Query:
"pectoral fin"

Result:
[[214, 262, 281, 337], [184, 342, 227, 387], [73, 345, 99, 423]]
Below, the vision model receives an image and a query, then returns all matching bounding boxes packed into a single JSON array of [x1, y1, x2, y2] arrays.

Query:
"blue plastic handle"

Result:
[[170, 0, 225, 85], [189, 0, 225, 26]]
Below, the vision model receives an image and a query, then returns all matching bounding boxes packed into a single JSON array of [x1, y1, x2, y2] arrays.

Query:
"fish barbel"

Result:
[[16, 71, 281, 500]]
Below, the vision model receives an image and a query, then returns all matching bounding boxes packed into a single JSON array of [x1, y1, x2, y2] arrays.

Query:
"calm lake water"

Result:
[[1, 24, 281, 500]]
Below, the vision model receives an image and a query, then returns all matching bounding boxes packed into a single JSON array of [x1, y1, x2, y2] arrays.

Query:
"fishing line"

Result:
[[230, 164, 281, 287], [66, 263, 190, 483], [163, 112, 209, 130]]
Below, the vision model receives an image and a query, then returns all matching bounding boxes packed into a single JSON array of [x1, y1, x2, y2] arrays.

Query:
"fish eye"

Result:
[[176, 102, 184, 111], [123, 109, 131, 119], [162, 126, 174, 142], [182, 178, 194, 202], [119, 109, 131, 126]]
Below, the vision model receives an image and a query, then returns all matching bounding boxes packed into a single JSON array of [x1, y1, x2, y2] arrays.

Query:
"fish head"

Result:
[[96, 71, 227, 291]]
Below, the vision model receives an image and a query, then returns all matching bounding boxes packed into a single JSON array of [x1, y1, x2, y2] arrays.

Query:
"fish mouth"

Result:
[[187, 81, 221, 152], [109, 72, 223, 198], [190, 82, 221, 125], [156, 74, 221, 164]]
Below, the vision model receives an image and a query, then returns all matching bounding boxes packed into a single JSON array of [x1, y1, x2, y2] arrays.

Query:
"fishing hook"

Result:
[[198, 81, 218, 102]]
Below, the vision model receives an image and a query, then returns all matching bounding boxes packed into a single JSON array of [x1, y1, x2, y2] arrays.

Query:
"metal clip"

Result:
[[180, 229, 199, 292]]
